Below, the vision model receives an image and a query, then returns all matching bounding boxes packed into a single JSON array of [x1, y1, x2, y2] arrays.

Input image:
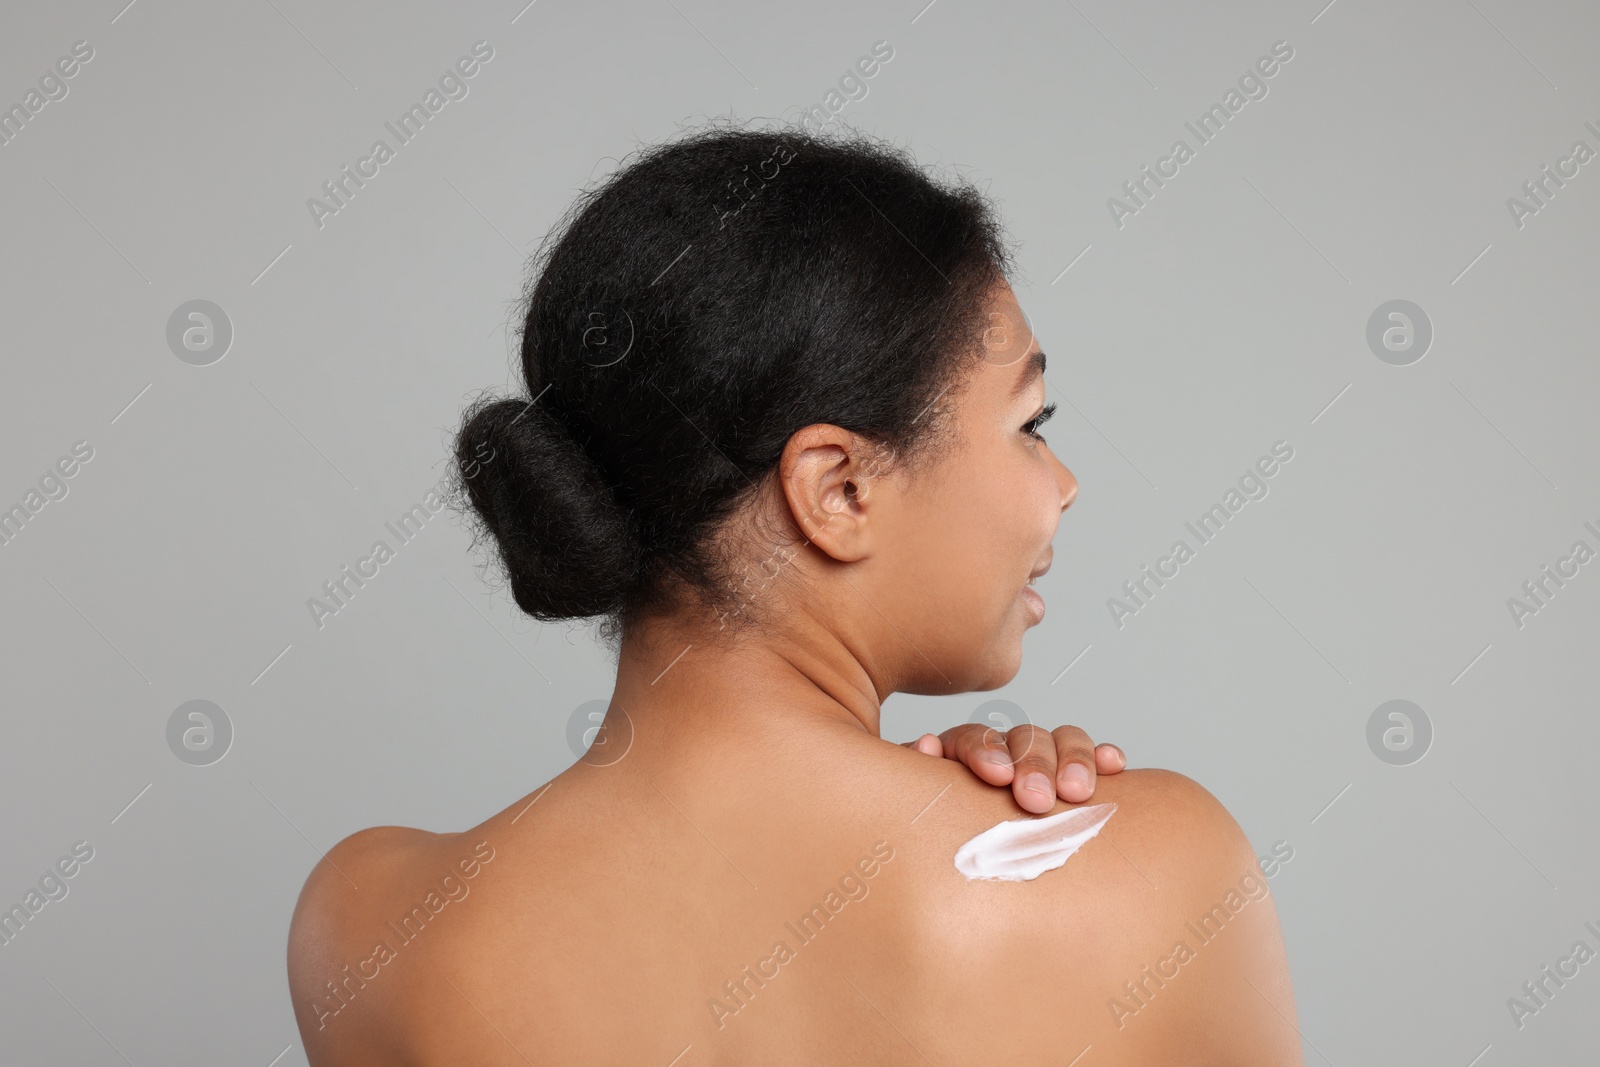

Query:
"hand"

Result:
[[903, 724, 1127, 814]]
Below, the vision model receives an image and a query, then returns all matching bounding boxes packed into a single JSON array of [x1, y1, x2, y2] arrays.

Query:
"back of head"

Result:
[[450, 121, 1014, 643]]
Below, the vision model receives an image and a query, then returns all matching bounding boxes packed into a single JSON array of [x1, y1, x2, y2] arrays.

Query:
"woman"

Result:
[[288, 124, 1301, 1065]]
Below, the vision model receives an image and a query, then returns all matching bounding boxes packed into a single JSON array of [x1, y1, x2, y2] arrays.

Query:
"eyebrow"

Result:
[[1010, 349, 1047, 399]]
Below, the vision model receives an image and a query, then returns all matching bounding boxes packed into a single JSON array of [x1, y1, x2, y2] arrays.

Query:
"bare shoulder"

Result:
[[289, 824, 439, 939], [891, 762, 1301, 1064], [1051, 767, 1303, 1063], [905, 764, 1258, 892], [1093, 766, 1257, 874], [286, 825, 464, 1065], [1091, 768, 1302, 1060]]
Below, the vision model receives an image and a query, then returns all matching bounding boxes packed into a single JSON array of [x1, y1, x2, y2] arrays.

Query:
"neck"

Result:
[[605, 602, 889, 758]]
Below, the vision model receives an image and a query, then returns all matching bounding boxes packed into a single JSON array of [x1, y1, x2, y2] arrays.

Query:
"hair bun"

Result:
[[452, 395, 638, 621]]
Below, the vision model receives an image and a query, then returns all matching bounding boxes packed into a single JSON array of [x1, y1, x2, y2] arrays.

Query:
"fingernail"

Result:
[[983, 748, 1013, 767], [1024, 773, 1052, 798], [1062, 764, 1091, 793]]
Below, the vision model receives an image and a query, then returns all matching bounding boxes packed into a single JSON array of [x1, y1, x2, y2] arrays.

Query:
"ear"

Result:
[[778, 424, 881, 563]]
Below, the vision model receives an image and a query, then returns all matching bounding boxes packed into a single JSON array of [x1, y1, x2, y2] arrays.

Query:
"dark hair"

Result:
[[451, 120, 1014, 638]]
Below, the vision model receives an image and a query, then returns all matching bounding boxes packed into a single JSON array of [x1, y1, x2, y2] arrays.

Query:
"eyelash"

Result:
[[1022, 402, 1057, 442]]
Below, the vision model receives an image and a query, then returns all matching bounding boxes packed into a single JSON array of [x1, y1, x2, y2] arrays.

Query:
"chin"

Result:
[[899, 604, 1029, 694], [960, 637, 1028, 693], [985, 646, 1026, 689], [901, 641, 1022, 695]]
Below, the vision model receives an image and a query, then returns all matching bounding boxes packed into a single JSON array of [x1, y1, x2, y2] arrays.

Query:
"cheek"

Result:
[[947, 452, 1043, 589], [1031, 456, 1064, 530], [995, 448, 1057, 531], [888, 441, 1050, 618], [891, 477, 997, 596]]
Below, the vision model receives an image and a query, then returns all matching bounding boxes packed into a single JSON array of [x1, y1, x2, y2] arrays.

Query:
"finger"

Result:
[[937, 723, 1016, 787], [1095, 743, 1126, 774], [1049, 725, 1099, 804], [906, 733, 943, 757], [1005, 725, 1060, 814]]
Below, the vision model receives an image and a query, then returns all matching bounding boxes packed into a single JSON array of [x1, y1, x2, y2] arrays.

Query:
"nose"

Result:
[[1052, 449, 1078, 511]]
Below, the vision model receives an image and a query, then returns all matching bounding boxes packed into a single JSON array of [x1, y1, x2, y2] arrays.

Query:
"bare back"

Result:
[[290, 730, 1301, 1066]]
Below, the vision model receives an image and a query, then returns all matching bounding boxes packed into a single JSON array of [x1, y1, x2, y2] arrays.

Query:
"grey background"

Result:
[[1, 0, 1596, 1062]]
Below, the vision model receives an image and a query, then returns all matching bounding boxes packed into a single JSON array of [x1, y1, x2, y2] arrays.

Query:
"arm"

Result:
[[288, 827, 430, 1067], [1131, 771, 1305, 1065]]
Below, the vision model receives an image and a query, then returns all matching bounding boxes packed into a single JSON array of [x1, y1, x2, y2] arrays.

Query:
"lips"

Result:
[[1020, 555, 1050, 621], [1020, 580, 1046, 621]]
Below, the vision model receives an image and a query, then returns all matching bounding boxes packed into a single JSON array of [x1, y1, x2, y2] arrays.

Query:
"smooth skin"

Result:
[[289, 281, 1302, 1066]]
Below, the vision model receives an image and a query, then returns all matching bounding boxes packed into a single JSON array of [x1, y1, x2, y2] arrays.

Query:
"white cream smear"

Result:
[[953, 802, 1117, 882]]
